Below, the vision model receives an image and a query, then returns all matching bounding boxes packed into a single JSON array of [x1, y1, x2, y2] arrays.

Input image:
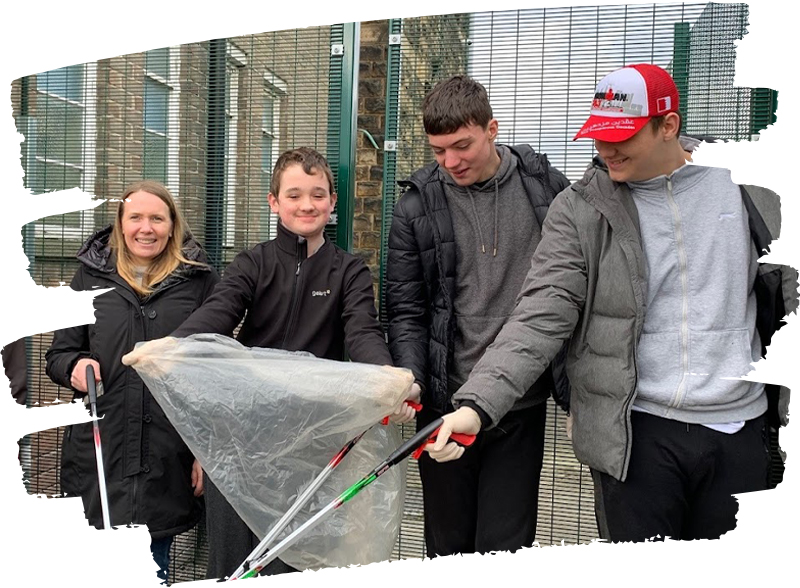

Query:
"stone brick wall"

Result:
[[354, 20, 389, 291], [397, 15, 470, 181], [177, 43, 210, 244]]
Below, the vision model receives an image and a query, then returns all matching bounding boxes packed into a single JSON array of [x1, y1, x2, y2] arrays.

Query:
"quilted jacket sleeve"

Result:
[[386, 190, 429, 388]]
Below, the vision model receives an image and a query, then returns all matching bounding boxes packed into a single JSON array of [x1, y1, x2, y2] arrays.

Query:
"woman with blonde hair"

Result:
[[46, 180, 220, 583]]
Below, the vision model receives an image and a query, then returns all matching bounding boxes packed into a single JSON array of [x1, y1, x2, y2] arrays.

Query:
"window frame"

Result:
[[143, 46, 181, 191], [261, 71, 287, 241], [30, 62, 98, 241]]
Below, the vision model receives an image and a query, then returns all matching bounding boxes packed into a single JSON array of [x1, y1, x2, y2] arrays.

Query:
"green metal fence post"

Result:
[[327, 23, 360, 252], [672, 22, 690, 124], [206, 39, 227, 272], [751, 88, 778, 137], [378, 19, 403, 323]]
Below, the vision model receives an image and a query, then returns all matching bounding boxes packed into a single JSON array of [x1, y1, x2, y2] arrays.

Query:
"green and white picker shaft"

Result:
[[228, 426, 374, 581], [229, 400, 424, 580], [232, 417, 472, 580]]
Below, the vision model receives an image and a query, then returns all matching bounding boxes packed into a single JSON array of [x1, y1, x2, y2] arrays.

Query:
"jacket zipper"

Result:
[[130, 304, 147, 524], [621, 239, 646, 480], [281, 242, 304, 348], [665, 176, 691, 409], [131, 473, 139, 523]]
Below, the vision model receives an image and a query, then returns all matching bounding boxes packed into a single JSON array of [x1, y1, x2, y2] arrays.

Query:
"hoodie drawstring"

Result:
[[465, 178, 499, 257], [492, 178, 498, 256]]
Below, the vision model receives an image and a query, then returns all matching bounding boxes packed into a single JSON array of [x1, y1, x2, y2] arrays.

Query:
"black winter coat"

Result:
[[386, 144, 572, 414], [46, 226, 220, 539]]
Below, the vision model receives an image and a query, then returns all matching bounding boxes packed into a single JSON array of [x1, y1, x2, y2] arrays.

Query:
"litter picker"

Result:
[[86, 364, 112, 530], [230, 399, 424, 580], [230, 415, 474, 580]]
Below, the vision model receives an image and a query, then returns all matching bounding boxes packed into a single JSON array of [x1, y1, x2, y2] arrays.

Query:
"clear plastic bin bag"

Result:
[[123, 333, 414, 570]]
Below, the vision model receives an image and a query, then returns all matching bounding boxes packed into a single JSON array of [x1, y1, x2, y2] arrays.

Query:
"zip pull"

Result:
[[296, 262, 301, 276]]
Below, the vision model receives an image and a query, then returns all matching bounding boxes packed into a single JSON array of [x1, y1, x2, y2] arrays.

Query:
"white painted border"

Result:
[[1, 2, 797, 588]]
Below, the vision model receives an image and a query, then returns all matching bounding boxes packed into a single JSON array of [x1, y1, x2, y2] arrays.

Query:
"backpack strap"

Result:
[[739, 185, 773, 254]]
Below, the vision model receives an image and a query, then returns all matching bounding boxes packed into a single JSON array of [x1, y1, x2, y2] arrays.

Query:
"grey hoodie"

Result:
[[442, 145, 548, 404], [630, 164, 765, 423]]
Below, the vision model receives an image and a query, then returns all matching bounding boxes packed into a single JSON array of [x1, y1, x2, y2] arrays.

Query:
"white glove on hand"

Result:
[[388, 382, 422, 425], [424, 406, 482, 463]]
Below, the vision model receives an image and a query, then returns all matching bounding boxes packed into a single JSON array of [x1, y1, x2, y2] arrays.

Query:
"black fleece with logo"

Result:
[[173, 221, 392, 366]]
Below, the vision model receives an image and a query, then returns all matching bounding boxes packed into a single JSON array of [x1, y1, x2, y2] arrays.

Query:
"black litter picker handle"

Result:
[[86, 362, 112, 530], [86, 364, 99, 406]]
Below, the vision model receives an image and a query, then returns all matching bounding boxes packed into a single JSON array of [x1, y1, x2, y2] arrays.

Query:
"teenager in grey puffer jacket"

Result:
[[453, 159, 796, 480]]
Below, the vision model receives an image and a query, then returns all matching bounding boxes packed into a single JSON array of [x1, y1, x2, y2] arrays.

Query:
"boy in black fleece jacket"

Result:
[[173, 147, 409, 579]]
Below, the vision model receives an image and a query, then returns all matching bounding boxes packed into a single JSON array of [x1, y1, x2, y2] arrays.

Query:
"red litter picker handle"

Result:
[[412, 426, 476, 459], [381, 399, 423, 425]]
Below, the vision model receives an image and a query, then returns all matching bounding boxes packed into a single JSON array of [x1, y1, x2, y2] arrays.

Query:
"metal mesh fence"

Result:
[[378, 0, 763, 554], [8, 2, 772, 583]]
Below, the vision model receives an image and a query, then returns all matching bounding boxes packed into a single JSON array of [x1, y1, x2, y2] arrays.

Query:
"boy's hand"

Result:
[[191, 459, 204, 497], [388, 383, 423, 424], [424, 406, 482, 462]]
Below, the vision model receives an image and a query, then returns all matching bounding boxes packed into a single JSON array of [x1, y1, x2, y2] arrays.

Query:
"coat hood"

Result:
[[77, 225, 212, 277]]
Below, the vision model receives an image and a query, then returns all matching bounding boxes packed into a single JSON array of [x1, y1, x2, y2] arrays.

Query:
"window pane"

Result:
[[262, 135, 273, 173], [144, 78, 168, 134], [37, 65, 84, 102], [146, 48, 170, 79], [143, 131, 167, 183], [263, 98, 274, 131], [36, 95, 84, 166], [39, 162, 82, 192]]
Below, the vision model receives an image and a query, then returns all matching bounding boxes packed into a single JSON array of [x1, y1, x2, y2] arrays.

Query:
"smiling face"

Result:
[[268, 163, 337, 243], [593, 112, 686, 183], [120, 190, 173, 266], [428, 121, 501, 187]]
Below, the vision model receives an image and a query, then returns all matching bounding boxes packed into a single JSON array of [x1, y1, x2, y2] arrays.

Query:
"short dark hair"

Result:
[[422, 75, 493, 136], [649, 112, 683, 135], [271, 147, 335, 197]]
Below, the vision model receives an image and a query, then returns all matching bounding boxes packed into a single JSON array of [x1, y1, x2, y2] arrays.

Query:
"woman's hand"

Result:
[[71, 358, 102, 393], [191, 459, 204, 497]]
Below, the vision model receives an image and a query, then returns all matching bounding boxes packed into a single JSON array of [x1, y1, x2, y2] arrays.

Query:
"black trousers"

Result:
[[204, 474, 298, 579], [592, 411, 771, 542], [417, 401, 547, 557]]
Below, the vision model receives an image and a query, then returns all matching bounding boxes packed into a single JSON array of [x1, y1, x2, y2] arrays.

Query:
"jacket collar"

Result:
[[274, 220, 330, 259], [401, 143, 536, 193], [573, 162, 643, 252]]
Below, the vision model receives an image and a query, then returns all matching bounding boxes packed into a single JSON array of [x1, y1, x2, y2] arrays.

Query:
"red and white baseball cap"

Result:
[[573, 63, 680, 142]]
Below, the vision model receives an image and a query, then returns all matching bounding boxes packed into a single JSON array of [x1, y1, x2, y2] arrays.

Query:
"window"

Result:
[[261, 71, 287, 241], [223, 44, 246, 249], [144, 47, 179, 188], [29, 63, 97, 238]]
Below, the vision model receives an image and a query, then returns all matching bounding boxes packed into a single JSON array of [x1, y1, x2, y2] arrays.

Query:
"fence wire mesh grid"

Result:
[[8, 2, 774, 583]]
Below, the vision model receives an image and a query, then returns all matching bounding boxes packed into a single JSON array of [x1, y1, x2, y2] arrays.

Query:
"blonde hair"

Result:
[[110, 180, 202, 297]]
